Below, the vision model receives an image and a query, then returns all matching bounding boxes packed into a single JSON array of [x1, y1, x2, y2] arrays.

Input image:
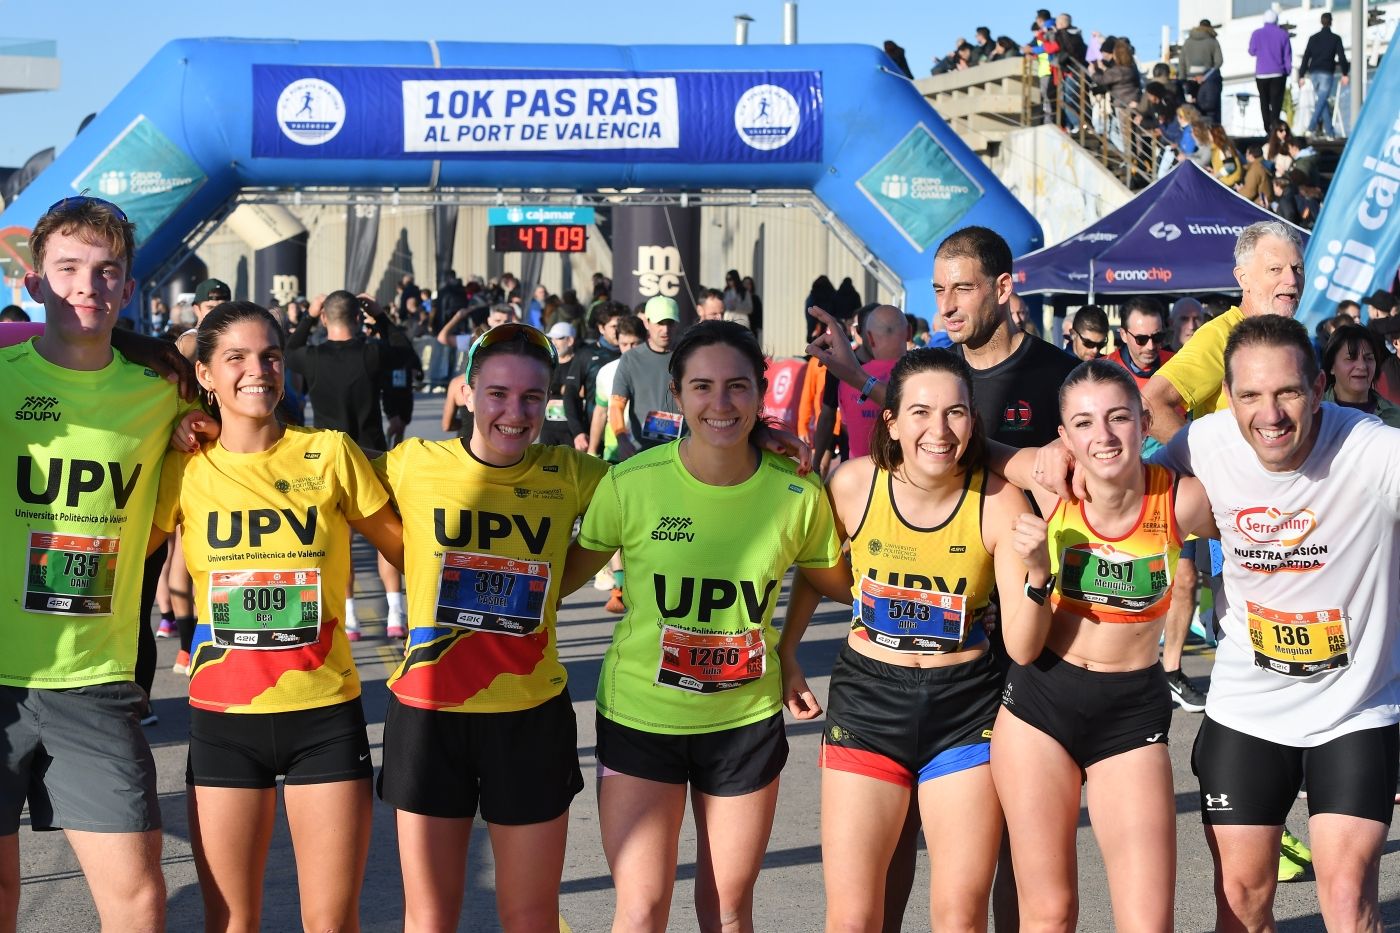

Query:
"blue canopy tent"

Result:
[[1013, 161, 1308, 300]]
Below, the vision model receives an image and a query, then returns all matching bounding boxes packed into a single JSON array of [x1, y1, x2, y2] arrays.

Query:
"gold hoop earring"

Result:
[[205, 389, 218, 408]]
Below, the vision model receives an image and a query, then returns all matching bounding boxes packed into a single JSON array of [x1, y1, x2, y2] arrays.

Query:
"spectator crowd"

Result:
[[903, 6, 1352, 228]]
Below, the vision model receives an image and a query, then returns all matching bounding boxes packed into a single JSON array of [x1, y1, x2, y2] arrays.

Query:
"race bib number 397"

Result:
[[25, 532, 119, 616], [435, 551, 550, 636], [1246, 601, 1349, 677]]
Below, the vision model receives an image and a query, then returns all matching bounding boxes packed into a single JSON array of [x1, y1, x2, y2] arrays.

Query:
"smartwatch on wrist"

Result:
[[1024, 573, 1055, 606]]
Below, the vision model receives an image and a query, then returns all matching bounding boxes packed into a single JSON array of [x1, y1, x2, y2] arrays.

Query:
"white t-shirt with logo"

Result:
[[1160, 403, 1400, 746]]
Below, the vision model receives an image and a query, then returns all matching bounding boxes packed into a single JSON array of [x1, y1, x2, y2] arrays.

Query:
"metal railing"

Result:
[[1021, 54, 1164, 187]]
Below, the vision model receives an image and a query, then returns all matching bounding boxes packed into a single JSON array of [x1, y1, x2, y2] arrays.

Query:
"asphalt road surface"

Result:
[[17, 392, 1400, 931]]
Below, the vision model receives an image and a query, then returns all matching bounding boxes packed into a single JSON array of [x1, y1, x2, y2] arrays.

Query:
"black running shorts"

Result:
[[1001, 649, 1173, 771], [1192, 716, 1398, 826], [378, 689, 582, 825], [596, 710, 787, 797], [820, 644, 1000, 787], [188, 698, 373, 788]]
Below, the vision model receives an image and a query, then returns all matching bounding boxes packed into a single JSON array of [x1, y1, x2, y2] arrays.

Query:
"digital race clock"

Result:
[[490, 224, 588, 253]]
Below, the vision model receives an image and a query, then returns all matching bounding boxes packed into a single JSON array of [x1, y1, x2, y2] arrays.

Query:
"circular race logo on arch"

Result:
[[734, 84, 800, 151], [277, 78, 346, 146]]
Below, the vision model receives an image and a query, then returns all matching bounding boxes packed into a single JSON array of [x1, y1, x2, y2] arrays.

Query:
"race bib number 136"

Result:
[[1246, 601, 1348, 677]]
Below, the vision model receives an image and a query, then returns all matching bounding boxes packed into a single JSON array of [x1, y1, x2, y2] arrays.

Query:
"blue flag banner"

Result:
[[252, 66, 823, 164], [1299, 47, 1400, 325]]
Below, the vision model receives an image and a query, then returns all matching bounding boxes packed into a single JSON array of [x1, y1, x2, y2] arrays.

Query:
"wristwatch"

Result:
[[1024, 573, 1055, 606], [857, 374, 879, 403]]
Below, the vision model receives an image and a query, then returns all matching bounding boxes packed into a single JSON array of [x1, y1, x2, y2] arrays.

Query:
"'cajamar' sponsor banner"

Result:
[[1299, 43, 1400, 322], [252, 65, 822, 163]]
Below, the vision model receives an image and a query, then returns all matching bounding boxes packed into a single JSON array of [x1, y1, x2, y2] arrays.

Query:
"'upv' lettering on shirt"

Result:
[[1, 340, 182, 688], [378, 439, 607, 714], [154, 426, 387, 713]]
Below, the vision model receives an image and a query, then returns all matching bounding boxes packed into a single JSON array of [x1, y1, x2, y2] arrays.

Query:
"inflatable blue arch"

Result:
[[0, 39, 1041, 320]]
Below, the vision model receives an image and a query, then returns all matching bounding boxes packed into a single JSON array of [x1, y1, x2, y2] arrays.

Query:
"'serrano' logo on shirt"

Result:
[[1235, 507, 1317, 547]]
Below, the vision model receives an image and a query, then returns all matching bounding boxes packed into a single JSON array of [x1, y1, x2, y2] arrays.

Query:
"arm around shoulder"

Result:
[[1173, 475, 1218, 541], [351, 504, 405, 572], [1142, 373, 1188, 445], [984, 477, 1054, 666]]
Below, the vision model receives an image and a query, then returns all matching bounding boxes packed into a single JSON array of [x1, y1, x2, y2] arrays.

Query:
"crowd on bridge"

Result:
[[910, 6, 1354, 227]]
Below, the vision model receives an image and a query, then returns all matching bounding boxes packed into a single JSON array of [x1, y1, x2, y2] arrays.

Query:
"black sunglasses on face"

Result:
[[1074, 331, 1108, 351], [1124, 330, 1169, 346]]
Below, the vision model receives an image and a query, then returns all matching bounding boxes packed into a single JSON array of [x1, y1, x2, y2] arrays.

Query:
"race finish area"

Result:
[[15, 394, 1398, 931], [0, 39, 1042, 323]]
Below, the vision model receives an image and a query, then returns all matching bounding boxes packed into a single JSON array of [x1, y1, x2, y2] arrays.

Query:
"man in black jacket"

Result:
[[560, 301, 629, 451], [285, 289, 401, 640], [285, 290, 393, 450], [1299, 12, 1349, 139]]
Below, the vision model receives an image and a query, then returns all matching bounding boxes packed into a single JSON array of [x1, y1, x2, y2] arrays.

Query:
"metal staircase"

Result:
[[916, 56, 1164, 189]]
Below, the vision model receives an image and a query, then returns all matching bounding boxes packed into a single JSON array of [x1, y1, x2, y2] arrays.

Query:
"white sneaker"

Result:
[[386, 609, 407, 640], [345, 620, 362, 643], [593, 568, 614, 592]]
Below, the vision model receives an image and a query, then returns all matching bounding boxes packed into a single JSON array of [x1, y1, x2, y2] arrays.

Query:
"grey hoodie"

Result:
[[1179, 25, 1223, 77]]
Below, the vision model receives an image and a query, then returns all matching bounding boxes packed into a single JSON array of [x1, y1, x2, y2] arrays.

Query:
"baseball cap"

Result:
[[546, 321, 576, 339], [194, 278, 231, 303], [644, 295, 680, 323]]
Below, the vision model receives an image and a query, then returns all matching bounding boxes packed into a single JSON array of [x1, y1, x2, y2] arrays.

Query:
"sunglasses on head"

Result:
[[1073, 331, 1108, 351], [45, 194, 128, 223], [1124, 330, 1169, 347], [466, 322, 558, 376]]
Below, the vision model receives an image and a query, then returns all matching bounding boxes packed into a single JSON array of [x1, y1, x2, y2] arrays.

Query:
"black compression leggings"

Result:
[[135, 540, 167, 697]]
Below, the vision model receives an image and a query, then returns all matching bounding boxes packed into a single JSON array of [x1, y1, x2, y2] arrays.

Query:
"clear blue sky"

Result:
[[0, 0, 1174, 167]]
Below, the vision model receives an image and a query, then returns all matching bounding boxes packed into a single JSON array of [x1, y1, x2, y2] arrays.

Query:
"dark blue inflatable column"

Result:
[[610, 204, 701, 323], [162, 253, 208, 313], [255, 232, 308, 308]]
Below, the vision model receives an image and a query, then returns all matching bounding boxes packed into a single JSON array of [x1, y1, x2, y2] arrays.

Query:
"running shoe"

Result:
[[345, 622, 362, 643], [172, 650, 191, 676], [605, 587, 626, 614], [1281, 828, 1312, 865], [1278, 852, 1307, 882], [386, 614, 407, 640], [156, 618, 175, 639], [1166, 668, 1207, 713], [594, 568, 615, 592]]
